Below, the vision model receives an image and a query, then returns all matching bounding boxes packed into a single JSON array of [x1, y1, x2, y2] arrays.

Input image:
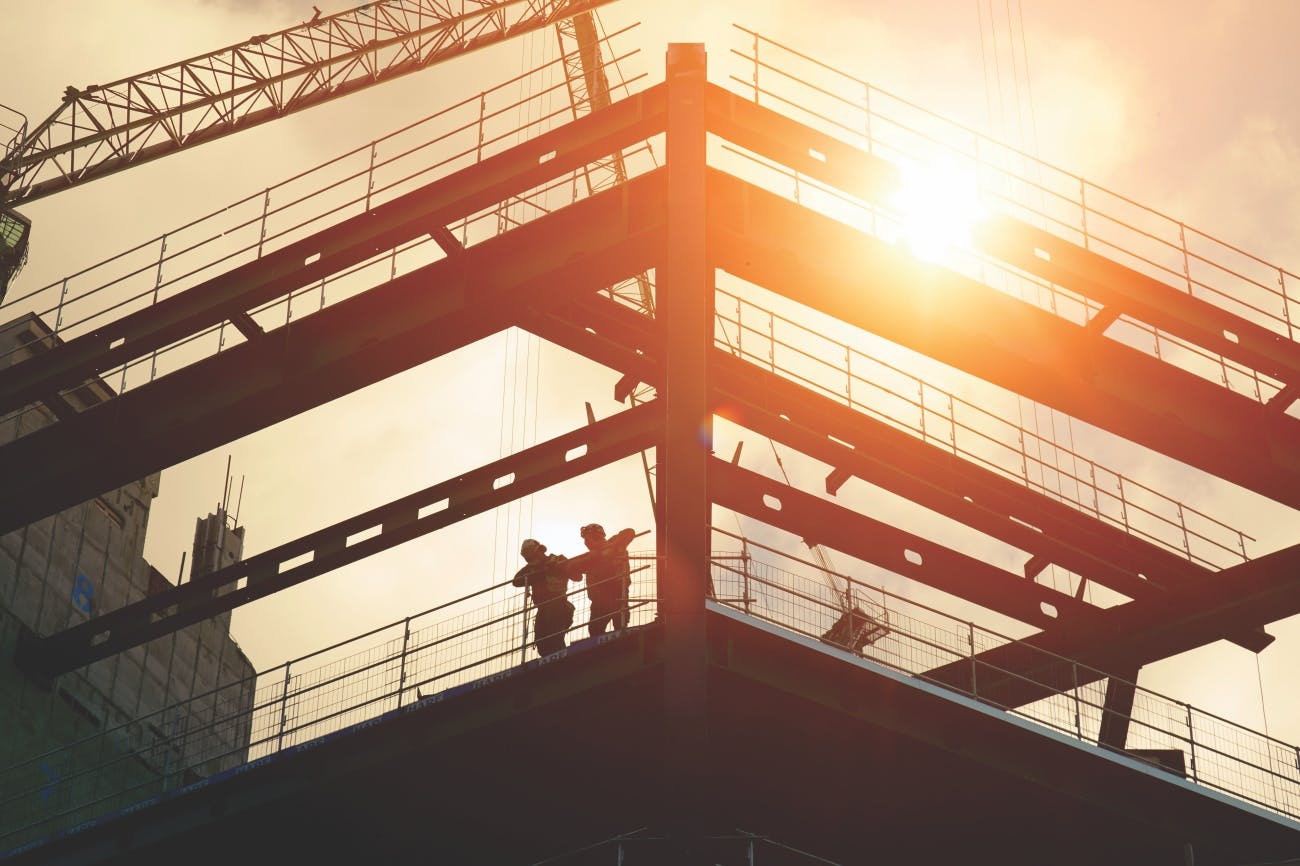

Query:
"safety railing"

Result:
[[727, 26, 1299, 405], [0, 104, 26, 178], [714, 286, 1252, 570], [0, 25, 657, 436], [5, 544, 1297, 854], [0, 560, 660, 852], [708, 529, 1300, 823]]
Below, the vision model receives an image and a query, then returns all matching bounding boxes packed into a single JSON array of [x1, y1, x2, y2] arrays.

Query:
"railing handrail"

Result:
[[4, 548, 1297, 851], [714, 285, 1252, 568], [731, 23, 1300, 296]]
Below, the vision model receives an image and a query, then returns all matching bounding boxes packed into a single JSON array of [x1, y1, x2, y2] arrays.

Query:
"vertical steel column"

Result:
[[660, 43, 711, 857]]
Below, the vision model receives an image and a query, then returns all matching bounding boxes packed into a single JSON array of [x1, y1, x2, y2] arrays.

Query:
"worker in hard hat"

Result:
[[578, 524, 635, 637], [513, 538, 578, 657]]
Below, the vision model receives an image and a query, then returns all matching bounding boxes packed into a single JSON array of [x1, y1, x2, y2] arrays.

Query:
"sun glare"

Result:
[[889, 157, 987, 264]]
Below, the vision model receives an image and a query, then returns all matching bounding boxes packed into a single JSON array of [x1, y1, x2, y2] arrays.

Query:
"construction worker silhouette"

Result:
[[578, 524, 635, 636], [513, 538, 577, 657]]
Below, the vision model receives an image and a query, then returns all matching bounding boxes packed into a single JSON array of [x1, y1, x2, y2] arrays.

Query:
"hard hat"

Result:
[[520, 538, 545, 558], [580, 523, 605, 539]]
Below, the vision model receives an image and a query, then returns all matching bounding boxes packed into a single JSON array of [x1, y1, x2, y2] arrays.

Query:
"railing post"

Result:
[[742, 539, 752, 616], [55, 278, 68, 332], [1072, 662, 1082, 740], [863, 82, 873, 155], [1079, 178, 1089, 251], [365, 141, 378, 212], [276, 662, 292, 753], [1179, 222, 1193, 294], [1280, 267, 1293, 342], [919, 383, 927, 442], [1186, 703, 1199, 783], [768, 311, 775, 373], [751, 32, 760, 104], [149, 235, 167, 382], [477, 92, 486, 163], [1118, 475, 1129, 533], [520, 585, 531, 665], [968, 621, 978, 699], [844, 346, 852, 407], [735, 296, 743, 359], [397, 616, 411, 709], [256, 189, 271, 259], [947, 393, 957, 454]]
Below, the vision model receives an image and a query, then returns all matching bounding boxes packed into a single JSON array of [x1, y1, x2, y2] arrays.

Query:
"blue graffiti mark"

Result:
[[71, 573, 94, 615]]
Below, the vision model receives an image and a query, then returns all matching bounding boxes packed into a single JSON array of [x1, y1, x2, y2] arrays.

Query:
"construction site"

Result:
[[2, 2, 1300, 863]]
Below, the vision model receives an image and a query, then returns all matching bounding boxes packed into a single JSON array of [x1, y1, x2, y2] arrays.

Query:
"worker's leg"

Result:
[[588, 591, 614, 637], [534, 601, 569, 656]]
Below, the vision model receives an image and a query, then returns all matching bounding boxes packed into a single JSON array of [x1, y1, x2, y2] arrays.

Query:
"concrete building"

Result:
[[0, 313, 255, 845]]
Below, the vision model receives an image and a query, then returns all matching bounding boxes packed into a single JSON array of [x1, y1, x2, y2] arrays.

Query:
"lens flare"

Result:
[[889, 157, 987, 264]]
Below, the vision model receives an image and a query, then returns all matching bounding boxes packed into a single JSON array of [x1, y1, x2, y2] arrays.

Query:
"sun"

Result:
[[888, 156, 988, 264]]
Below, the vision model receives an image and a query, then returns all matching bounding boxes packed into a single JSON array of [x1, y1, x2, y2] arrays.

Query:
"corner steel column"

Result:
[[660, 43, 711, 854]]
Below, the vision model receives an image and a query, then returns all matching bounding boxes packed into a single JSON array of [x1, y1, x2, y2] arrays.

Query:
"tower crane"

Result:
[[0, 0, 618, 299]]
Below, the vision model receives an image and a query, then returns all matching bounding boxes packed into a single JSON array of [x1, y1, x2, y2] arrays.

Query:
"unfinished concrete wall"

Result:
[[0, 314, 258, 845]]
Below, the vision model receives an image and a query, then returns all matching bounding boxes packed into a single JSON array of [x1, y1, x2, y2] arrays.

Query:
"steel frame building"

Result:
[[4, 43, 1300, 865]]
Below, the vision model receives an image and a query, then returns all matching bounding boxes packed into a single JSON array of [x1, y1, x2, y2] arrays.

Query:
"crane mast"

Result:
[[0, 0, 617, 297]]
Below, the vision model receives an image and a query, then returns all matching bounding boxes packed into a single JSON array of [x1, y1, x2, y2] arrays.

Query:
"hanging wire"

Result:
[[1256, 653, 1272, 738]]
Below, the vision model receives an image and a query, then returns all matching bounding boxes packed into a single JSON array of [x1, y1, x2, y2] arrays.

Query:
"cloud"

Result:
[[1176, 115, 1300, 267]]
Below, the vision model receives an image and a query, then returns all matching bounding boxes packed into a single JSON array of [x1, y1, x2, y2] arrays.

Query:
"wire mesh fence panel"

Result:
[[7, 549, 1300, 850]]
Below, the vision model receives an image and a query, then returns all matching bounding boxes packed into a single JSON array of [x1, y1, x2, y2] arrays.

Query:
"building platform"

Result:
[[7, 605, 1299, 866]]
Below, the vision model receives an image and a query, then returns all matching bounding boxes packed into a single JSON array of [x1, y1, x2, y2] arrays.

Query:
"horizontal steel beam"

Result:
[[924, 541, 1300, 708], [973, 216, 1300, 395], [527, 292, 1280, 660], [531, 291, 1259, 605], [703, 82, 1300, 401], [706, 168, 1300, 509], [709, 457, 1092, 631], [0, 170, 667, 536], [0, 82, 667, 420], [20, 400, 663, 676]]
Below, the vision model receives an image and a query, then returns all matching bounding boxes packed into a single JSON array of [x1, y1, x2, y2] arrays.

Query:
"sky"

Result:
[[4, 0, 1300, 747]]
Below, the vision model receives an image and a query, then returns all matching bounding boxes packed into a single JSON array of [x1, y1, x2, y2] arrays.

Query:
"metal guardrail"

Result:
[[3, 547, 1298, 854], [714, 286, 1252, 570], [727, 25, 1300, 406], [708, 531, 1300, 823], [0, 26, 656, 434], [0, 561, 659, 852]]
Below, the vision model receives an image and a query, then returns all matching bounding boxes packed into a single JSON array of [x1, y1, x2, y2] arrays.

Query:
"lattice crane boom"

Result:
[[0, 0, 617, 210]]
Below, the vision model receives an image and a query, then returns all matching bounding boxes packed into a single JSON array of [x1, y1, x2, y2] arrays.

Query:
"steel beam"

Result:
[[707, 352, 1271, 653], [526, 291, 1269, 649], [703, 83, 1300, 402], [0, 83, 667, 420], [924, 541, 1300, 708], [709, 457, 1092, 631], [661, 43, 711, 849], [19, 400, 662, 677], [973, 215, 1300, 395], [707, 168, 1300, 509], [0, 170, 666, 536]]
